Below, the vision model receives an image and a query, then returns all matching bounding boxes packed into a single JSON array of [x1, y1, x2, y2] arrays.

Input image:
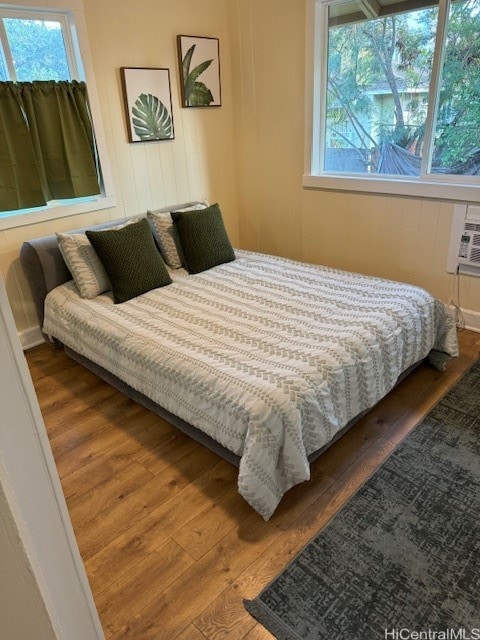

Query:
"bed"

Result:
[[20, 213, 459, 520]]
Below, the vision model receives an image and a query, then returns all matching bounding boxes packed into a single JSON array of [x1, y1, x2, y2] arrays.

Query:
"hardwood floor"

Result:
[[26, 329, 480, 639]]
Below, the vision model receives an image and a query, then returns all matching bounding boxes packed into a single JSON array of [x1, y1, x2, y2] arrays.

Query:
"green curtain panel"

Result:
[[0, 82, 46, 211], [0, 80, 100, 212]]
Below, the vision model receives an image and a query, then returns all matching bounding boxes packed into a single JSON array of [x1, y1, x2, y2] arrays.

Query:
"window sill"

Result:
[[0, 195, 117, 231], [302, 174, 480, 204]]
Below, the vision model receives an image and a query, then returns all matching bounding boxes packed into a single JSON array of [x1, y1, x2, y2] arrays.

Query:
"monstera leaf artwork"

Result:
[[132, 93, 173, 140], [121, 67, 175, 143], [177, 36, 221, 108]]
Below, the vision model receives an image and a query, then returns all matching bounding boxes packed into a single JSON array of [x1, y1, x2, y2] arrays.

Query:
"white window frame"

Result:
[[0, 2, 115, 230], [304, 0, 480, 203]]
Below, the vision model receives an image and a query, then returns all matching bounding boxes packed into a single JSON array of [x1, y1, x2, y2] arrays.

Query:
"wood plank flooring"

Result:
[[25, 329, 480, 639]]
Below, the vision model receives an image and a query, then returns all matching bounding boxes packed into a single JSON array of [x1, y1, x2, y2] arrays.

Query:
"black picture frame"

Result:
[[120, 66, 175, 143], [177, 35, 221, 108]]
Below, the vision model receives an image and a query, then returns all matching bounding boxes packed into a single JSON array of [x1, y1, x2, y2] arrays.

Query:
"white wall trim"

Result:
[[458, 307, 480, 333], [302, 173, 480, 204], [0, 195, 116, 231], [0, 272, 104, 639], [449, 303, 480, 333], [20, 325, 45, 350]]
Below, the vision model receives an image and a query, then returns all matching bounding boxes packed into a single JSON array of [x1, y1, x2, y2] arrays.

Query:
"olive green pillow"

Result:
[[86, 218, 172, 303], [171, 203, 235, 274]]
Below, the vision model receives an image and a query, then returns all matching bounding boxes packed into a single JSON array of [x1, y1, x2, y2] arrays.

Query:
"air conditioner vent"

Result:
[[464, 222, 480, 232], [469, 247, 480, 263], [447, 204, 480, 278]]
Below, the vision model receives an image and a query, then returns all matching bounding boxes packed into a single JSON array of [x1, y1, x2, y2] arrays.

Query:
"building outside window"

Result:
[[306, 0, 480, 201]]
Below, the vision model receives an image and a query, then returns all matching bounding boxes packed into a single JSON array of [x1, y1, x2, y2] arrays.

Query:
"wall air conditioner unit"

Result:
[[446, 204, 480, 277]]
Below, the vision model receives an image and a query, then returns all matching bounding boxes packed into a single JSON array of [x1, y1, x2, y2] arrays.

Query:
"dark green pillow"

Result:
[[86, 218, 172, 303], [171, 203, 235, 274]]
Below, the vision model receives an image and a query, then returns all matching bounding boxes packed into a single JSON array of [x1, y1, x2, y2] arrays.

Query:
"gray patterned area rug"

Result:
[[245, 361, 480, 640]]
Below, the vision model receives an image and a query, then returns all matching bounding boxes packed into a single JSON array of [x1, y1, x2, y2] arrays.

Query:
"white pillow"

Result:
[[56, 218, 138, 298], [147, 200, 208, 269]]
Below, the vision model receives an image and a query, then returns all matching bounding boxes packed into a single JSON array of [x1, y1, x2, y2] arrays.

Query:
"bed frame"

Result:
[[20, 221, 422, 470]]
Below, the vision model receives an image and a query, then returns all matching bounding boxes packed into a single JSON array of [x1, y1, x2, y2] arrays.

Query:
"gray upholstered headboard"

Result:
[[20, 201, 208, 335], [20, 219, 122, 334]]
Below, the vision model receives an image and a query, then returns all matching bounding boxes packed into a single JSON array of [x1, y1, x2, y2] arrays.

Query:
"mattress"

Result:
[[43, 250, 458, 519]]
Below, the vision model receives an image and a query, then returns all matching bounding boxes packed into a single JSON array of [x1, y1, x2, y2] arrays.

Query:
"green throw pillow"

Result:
[[171, 203, 235, 274], [86, 218, 172, 303]]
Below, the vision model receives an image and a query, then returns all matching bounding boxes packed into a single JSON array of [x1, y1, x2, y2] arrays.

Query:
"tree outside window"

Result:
[[3, 18, 70, 81], [323, 0, 480, 178]]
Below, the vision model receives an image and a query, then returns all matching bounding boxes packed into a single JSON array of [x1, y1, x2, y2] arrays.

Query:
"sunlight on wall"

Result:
[[226, 0, 480, 319]]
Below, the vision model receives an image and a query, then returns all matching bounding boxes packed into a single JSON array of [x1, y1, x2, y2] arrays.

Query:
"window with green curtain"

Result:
[[0, 80, 100, 212]]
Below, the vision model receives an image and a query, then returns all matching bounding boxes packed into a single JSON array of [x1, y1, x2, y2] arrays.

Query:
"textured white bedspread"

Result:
[[43, 250, 458, 519]]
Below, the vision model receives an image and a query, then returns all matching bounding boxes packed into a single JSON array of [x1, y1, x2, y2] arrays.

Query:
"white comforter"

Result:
[[43, 250, 458, 519]]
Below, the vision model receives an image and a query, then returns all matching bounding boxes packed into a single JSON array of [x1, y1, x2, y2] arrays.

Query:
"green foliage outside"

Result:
[[434, 1, 480, 168], [0, 54, 6, 81], [3, 18, 70, 81], [327, 0, 480, 171]]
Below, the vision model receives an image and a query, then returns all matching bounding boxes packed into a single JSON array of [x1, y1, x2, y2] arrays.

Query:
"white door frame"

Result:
[[0, 274, 104, 639]]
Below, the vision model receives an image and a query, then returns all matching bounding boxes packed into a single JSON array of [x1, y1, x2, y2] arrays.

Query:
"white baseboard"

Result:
[[19, 326, 44, 351], [460, 308, 480, 333], [449, 305, 480, 333]]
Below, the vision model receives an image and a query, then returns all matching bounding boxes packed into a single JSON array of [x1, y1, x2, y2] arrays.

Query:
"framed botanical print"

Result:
[[121, 67, 175, 142], [177, 35, 221, 107]]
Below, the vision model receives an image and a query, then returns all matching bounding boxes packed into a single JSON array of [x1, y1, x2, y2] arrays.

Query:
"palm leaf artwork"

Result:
[[131, 93, 173, 141], [182, 44, 214, 106]]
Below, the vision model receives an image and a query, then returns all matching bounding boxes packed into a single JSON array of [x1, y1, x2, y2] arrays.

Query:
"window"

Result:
[[0, 5, 114, 228], [0, 12, 73, 81], [305, 0, 480, 202]]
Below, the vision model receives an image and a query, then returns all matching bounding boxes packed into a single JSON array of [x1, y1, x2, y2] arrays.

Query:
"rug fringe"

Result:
[[243, 598, 304, 640]]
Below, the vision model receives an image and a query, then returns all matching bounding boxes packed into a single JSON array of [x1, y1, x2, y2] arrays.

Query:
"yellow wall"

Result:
[[1, 0, 239, 335], [227, 0, 480, 317], [4, 0, 480, 338]]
